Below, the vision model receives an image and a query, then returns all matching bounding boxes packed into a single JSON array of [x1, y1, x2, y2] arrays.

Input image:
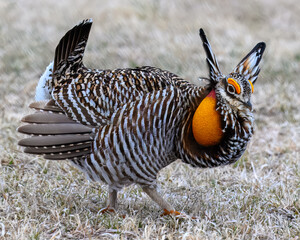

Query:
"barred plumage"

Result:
[[18, 19, 265, 214]]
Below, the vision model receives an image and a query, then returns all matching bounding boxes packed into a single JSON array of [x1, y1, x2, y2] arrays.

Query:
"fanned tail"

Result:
[[17, 100, 94, 160], [53, 19, 93, 74], [35, 19, 93, 102], [35, 62, 54, 101]]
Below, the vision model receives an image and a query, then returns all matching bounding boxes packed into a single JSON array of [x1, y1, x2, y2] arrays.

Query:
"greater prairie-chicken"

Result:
[[18, 19, 266, 215]]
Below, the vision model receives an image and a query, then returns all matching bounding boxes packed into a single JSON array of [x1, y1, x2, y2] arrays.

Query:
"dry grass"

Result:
[[1, 0, 300, 239]]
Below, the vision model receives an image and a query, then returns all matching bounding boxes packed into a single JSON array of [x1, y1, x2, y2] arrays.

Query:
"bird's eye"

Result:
[[227, 78, 241, 95], [227, 84, 236, 94]]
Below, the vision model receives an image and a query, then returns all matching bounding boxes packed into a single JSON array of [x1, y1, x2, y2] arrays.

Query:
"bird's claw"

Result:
[[99, 206, 116, 214], [162, 209, 183, 217], [161, 209, 197, 219]]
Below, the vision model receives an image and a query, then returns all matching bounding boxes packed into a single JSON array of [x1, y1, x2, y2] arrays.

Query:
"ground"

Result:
[[0, 0, 299, 239]]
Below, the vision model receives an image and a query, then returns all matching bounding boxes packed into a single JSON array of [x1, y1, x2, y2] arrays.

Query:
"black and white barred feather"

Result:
[[18, 20, 265, 206]]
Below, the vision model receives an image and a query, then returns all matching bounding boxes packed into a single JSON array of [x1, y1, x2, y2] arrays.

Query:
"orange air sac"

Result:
[[192, 89, 224, 147]]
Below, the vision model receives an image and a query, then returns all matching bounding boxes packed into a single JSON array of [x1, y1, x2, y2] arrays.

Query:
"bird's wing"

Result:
[[49, 19, 194, 127], [52, 66, 194, 127], [18, 87, 183, 163], [93, 86, 183, 177]]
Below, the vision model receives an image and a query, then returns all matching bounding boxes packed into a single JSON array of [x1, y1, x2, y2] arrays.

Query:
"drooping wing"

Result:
[[18, 87, 183, 164], [18, 100, 94, 160]]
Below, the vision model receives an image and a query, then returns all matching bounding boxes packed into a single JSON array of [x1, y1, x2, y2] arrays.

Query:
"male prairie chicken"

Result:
[[18, 19, 266, 215]]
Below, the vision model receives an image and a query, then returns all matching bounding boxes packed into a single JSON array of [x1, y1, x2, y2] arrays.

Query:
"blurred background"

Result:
[[0, 0, 299, 238], [1, 0, 299, 126], [1, 0, 300, 115]]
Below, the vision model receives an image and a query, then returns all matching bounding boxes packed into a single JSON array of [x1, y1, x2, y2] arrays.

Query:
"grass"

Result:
[[1, 0, 300, 239]]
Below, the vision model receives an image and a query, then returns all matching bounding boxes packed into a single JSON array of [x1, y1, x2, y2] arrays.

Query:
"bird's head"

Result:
[[191, 29, 266, 148], [199, 29, 266, 113]]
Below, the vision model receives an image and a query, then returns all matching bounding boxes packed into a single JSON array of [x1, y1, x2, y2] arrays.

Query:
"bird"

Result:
[[18, 19, 266, 216]]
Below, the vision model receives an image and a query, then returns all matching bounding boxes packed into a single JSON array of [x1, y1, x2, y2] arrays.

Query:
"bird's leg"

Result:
[[142, 186, 181, 216], [100, 186, 117, 214], [107, 187, 118, 209]]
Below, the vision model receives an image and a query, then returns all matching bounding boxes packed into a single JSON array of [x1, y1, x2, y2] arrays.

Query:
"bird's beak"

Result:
[[245, 101, 252, 110]]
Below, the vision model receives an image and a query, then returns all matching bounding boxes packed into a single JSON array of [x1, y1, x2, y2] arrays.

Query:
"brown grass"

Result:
[[0, 0, 299, 239]]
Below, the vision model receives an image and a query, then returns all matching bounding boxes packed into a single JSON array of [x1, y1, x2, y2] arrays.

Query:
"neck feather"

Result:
[[176, 90, 253, 168]]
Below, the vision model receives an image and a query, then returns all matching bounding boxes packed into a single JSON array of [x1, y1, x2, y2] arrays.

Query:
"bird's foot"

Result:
[[162, 209, 197, 219], [99, 206, 127, 218], [162, 209, 182, 217], [99, 206, 116, 214]]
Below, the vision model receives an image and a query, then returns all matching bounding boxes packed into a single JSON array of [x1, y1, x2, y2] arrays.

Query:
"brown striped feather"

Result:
[[53, 19, 92, 73], [18, 20, 264, 213]]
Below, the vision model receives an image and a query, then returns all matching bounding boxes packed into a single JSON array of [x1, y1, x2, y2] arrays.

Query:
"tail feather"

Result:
[[18, 100, 94, 160], [35, 62, 54, 101], [53, 19, 93, 74]]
